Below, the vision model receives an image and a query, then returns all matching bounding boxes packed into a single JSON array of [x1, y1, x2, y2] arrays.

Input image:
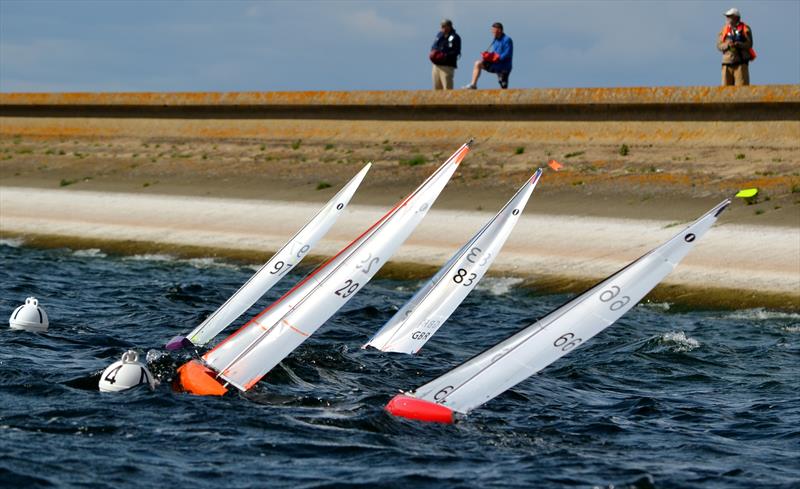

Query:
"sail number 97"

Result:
[[598, 285, 631, 311], [269, 260, 293, 275]]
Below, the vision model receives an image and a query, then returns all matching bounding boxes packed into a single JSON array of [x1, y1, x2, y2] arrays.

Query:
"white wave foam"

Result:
[[639, 301, 671, 311], [476, 277, 524, 296], [184, 257, 239, 270], [782, 325, 800, 333], [72, 248, 107, 258], [145, 349, 169, 364], [659, 331, 700, 352], [728, 308, 800, 321], [123, 253, 176, 262], [0, 237, 25, 248]]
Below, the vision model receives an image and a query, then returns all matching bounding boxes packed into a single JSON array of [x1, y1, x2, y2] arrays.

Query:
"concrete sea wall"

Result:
[[1, 85, 798, 147]]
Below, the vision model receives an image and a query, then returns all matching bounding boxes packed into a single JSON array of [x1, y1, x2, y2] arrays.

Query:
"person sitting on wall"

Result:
[[464, 22, 513, 90], [430, 19, 461, 90], [717, 7, 755, 86]]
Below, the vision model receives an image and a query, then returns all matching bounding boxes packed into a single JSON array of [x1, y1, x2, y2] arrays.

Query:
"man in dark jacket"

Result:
[[430, 19, 461, 90], [464, 22, 513, 89]]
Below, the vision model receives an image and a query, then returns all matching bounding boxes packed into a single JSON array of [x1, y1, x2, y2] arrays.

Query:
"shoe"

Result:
[[462, 84, 477, 90]]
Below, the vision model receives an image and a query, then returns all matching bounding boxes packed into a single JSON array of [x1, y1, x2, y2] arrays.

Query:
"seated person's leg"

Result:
[[497, 71, 509, 89]]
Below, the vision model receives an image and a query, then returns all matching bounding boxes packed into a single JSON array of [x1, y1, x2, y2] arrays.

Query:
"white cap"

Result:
[[725, 8, 741, 17]]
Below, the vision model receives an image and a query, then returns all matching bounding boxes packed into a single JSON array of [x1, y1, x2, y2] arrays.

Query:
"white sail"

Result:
[[202, 142, 472, 391], [388, 199, 730, 419], [365, 170, 542, 354], [175, 163, 371, 348]]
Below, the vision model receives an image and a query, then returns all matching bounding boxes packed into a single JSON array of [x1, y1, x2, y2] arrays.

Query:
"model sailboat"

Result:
[[364, 170, 542, 354], [177, 141, 472, 395], [386, 199, 731, 423], [165, 163, 371, 351]]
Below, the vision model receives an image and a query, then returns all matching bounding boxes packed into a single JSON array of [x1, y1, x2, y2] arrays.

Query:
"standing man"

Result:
[[464, 22, 513, 90], [717, 8, 755, 86], [430, 19, 461, 90]]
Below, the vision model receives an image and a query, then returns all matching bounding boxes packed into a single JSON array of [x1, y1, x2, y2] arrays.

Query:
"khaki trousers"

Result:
[[432, 64, 455, 90], [722, 64, 750, 86]]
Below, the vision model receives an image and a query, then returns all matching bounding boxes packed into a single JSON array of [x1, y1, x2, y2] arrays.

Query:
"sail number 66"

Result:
[[553, 332, 582, 352], [599, 285, 631, 311]]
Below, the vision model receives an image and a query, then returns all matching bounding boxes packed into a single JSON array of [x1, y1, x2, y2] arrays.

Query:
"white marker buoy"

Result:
[[9, 297, 49, 332], [98, 350, 155, 393]]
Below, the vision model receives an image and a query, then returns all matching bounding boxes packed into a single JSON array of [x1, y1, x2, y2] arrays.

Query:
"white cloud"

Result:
[[341, 8, 416, 40]]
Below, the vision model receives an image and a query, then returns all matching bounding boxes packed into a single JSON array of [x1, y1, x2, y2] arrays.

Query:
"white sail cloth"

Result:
[[365, 170, 542, 354], [399, 199, 730, 415], [203, 142, 472, 391], [182, 164, 372, 347]]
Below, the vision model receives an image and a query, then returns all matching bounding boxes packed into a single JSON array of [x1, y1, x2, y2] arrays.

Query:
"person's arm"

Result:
[[453, 34, 461, 58], [431, 33, 442, 51], [716, 27, 730, 52], [497, 36, 513, 61]]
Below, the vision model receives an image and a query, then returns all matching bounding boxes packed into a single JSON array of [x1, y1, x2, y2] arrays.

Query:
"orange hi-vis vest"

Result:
[[721, 22, 757, 61]]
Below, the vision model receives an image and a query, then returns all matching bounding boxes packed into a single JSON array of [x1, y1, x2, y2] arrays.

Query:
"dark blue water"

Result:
[[1, 240, 798, 489]]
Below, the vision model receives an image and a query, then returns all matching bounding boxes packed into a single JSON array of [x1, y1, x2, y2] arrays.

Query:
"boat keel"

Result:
[[175, 359, 228, 396], [385, 394, 454, 424]]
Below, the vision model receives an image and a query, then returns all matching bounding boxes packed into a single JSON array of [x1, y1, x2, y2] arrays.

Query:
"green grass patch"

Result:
[[325, 143, 335, 151], [736, 153, 746, 160], [316, 181, 332, 190], [564, 150, 585, 159], [515, 146, 525, 155], [291, 139, 302, 150], [618, 144, 629, 156], [400, 154, 427, 166], [59, 178, 77, 187], [383, 145, 393, 152]]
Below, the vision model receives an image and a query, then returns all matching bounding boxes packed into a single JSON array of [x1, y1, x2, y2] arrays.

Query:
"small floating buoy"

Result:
[[98, 350, 155, 393], [9, 297, 49, 332]]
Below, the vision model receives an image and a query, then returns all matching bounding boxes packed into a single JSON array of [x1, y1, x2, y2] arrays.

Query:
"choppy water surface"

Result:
[[1, 241, 798, 489]]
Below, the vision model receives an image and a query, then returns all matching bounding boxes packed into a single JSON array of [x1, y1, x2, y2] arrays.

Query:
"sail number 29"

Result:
[[335, 279, 360, 299]]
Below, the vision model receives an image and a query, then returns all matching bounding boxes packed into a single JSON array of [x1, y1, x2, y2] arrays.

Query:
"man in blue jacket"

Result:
[[430, 19, 461, 90], [464, 22, 513, 89]]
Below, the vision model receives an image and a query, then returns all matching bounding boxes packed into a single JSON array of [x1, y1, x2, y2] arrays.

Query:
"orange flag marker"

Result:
[[547, 159, 563, 171]]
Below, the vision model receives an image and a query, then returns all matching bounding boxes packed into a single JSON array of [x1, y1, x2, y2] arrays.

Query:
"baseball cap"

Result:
[[441, 18, 453, 27], [724, 8, 741, 17]]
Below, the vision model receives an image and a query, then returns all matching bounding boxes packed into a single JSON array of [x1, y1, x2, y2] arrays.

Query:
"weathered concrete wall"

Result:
[[1, 85, 798, 147]]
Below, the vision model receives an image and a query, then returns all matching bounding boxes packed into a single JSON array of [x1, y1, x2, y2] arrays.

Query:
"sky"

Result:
[[1, 0, 798, 92]]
